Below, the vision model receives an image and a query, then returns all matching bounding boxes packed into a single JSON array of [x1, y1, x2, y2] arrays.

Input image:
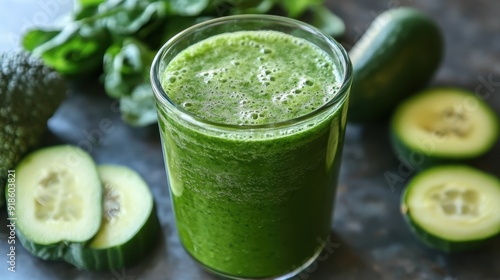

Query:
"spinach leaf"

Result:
[[103, 38, 155, 99], [155, 16, 213, 48], [279, 0, 322, 18], [310, 5, 345, 38], [32, 23, 111, 77], [97, 0, 168, 36], [104, 38, 158, 126], [120, 83, 158, 126], [78, 0, 106, 7], [169, 0, 210, 16], [224, 0, 275, 15], [22, 29, 60, 52]]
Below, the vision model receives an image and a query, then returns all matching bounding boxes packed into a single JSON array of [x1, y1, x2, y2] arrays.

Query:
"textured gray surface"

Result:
[[1, 0, 499, 279]]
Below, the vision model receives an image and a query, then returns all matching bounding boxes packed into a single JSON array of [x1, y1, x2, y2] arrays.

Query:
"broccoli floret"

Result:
[[1, 51, 67, 207]]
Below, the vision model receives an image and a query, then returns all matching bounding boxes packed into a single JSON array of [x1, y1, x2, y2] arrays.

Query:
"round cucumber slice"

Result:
[[402, 165, 500, 252], [10, 145, 102, 260], [391, 87, 499, 168], [65, 165, 161, 270]]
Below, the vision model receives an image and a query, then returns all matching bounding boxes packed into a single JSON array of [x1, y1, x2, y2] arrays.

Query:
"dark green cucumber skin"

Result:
[[15, 230, 67, 261], [402, 207, 492, 252], [348, 7, 443, 123], [64, 204, 161, 271], [9, 204, 89, 261]]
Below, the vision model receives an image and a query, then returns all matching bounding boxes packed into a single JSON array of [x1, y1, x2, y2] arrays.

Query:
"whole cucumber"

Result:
[[348, 7, 444, 123]]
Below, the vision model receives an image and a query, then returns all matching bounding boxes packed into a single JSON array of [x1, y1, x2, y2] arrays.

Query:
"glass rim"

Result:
[[150, 14, 352, 130]]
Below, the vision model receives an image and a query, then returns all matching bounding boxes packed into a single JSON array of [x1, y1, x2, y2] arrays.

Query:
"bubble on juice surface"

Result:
[[238, 109, 269, 125], [196, 68, 228, 84]]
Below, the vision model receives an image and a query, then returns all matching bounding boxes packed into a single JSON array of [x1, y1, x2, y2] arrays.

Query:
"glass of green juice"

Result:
[[151, 14, 352, 279]]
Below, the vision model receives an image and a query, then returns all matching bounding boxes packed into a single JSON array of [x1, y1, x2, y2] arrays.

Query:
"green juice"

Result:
[[156, 30, 349, 278]]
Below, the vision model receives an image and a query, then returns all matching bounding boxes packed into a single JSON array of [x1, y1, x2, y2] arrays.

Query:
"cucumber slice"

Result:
[[65, 165, 161, 270], [402, 165, 500, 252], [391, 88, 499, 168], [10, 145, 102, 260]]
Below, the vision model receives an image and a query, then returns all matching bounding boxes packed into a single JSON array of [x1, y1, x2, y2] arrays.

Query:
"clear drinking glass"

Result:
[[151, 14, 352, 279]]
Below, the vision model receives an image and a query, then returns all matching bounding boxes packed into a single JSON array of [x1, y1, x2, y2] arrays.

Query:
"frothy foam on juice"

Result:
[[162, 31, 341, 127]]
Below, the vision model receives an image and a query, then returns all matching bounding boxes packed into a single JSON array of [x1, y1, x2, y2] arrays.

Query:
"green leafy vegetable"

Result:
[[310, 5, 345, 38], [169, 0, 210, 16], [78, 0, 106, 8], [120, 84, 158, 126], [22, 30, 59, 52], [280, 0, 323, 18], [104, 38, 155, 99], [104, 38, 159, 126], [156, 16, 213, 47], [22, 0, 345, 126], [98, 0, 168, 36], [41, 25, 110, 77]]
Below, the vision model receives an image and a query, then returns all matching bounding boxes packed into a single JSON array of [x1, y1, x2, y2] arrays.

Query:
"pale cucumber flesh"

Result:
[[13, 145, 102, 245], [64, 165, 161, 270], [403, 165, 500, 243], [90, 165, 154, 248], [393, 88, 499, 159]]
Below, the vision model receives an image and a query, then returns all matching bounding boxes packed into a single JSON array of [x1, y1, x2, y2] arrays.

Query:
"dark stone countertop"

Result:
[[0, 0, 499, 279]]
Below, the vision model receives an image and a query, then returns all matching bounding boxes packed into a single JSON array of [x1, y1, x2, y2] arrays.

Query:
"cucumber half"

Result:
[[65, 165, 161, 270], [402, 165, 500, 252], [10, 145, 102, 260], [391, 88, 499, 168]]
